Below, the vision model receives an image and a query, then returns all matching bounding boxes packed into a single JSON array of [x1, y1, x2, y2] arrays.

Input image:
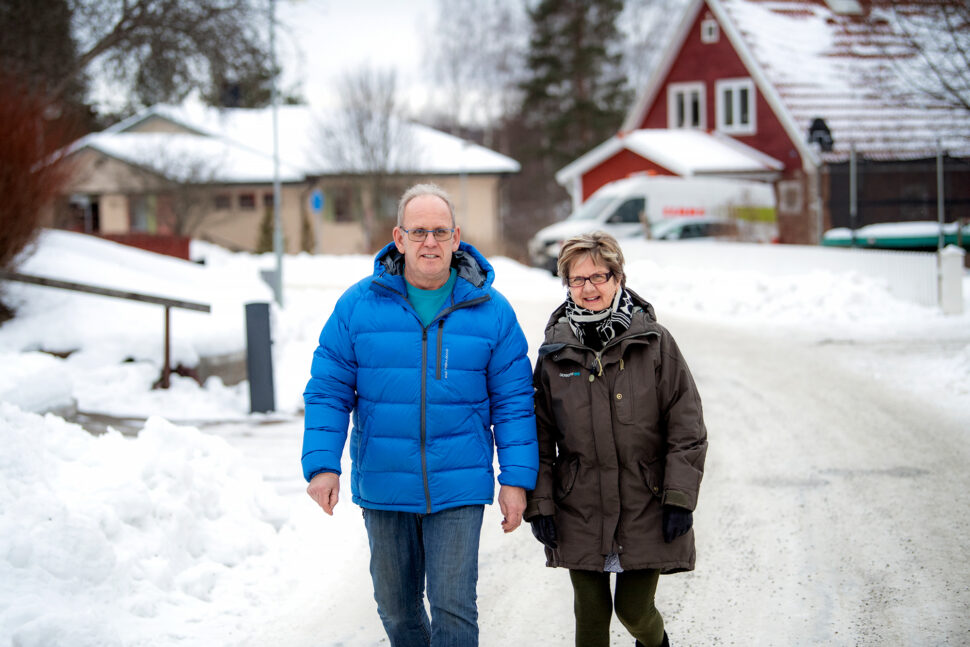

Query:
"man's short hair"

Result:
[[397, 183, 456, 227], [557, 231, 626, 287]]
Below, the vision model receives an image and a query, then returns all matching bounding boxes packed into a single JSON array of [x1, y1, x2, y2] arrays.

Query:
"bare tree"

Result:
[[315, 65, 417, 252], [426, 0, 528, 149], [620, 0, 689, 94], [130, 141, 233, 236], [56, 0, 272, 109], [876, 0, 970, 113]]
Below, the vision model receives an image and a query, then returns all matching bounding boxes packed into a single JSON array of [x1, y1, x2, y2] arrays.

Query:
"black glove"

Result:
[[529, 515, 558, 550], [662, 505, 693, 543]]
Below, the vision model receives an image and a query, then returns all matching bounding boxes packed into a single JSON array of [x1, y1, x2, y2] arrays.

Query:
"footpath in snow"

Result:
[[1, 230, 968, 645]]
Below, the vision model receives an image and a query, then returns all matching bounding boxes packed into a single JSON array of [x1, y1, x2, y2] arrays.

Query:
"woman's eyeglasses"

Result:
[[566, 271, 614, 288], [401, 227, 455, 242]]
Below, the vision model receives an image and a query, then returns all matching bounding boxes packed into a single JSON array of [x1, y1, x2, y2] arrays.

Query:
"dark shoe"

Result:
[[635, 632, 669, 647]]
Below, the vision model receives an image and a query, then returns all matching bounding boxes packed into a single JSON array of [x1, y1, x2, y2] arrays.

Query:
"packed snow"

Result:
[[1, 229, 968, 646]]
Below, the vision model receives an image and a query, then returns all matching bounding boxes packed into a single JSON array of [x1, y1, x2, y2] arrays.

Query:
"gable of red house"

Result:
[[559, 0, 970, 244]]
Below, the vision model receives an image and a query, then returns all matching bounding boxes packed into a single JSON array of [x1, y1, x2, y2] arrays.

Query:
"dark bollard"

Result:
[[245, 302, 276, 413]]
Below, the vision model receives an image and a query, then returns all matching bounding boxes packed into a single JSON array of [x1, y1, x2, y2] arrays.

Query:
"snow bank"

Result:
[[0, 403, 288, 646]]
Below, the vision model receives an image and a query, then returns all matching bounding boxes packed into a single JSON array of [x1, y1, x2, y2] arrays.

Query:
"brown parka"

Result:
[[524, 288, 707, 574]]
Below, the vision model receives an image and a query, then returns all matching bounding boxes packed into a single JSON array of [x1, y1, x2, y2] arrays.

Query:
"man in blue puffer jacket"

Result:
[[302, 183, 538, 647]]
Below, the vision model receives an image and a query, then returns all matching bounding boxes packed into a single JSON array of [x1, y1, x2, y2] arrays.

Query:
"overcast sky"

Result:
[[276, 0, 438, 114]]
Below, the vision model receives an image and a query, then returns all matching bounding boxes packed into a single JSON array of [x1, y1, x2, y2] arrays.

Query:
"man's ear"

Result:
[[392, 226, 406, 253], [451, 225, 461, 251]]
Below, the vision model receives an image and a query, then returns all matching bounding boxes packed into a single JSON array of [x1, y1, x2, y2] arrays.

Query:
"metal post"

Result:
[[849, 144, 857, 247], [245, 302, 276, 413], [270, 0, 284, 307], [937, 139, 945, 309], [937, 139, 945, 252], [460, 139, 468, 225], [161, 305, 171, 389]]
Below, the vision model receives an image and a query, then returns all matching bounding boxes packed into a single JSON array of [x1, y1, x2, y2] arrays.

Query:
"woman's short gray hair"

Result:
[[397, 183, 456, 227], [557, 231, 626, 287]]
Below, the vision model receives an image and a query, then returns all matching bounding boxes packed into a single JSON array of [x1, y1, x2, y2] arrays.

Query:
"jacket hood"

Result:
[[373, 241, 493, 291]]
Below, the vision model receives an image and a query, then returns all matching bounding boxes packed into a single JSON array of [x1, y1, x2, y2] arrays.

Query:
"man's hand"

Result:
[[307, 472, 340, 515], [498, 485, 526, 533]]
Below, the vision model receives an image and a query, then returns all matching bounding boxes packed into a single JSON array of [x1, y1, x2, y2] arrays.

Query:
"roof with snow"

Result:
[[555, 129, 785, 186], [624, 0, 970, 163], [72, 103, 520, 184]]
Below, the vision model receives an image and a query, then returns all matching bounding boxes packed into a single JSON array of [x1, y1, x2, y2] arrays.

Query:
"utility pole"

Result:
[[270, 0, 284, 307], [849, 144, 857, 248]]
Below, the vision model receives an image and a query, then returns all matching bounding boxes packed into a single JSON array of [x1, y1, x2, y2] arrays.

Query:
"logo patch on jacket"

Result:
[[559, 371, 581, 378]]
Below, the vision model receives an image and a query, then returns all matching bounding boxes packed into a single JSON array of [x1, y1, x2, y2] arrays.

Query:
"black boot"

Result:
[[635, 632, 669, 647]]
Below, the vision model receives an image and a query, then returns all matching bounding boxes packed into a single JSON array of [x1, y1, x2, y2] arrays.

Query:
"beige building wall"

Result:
[[59, 145, 513, 258], [100, 194, 129, 233], [316, 222, 367, 255], [69, 149, 166, 194], [434, 175, 503, 257], [195, 184, 307, 253]]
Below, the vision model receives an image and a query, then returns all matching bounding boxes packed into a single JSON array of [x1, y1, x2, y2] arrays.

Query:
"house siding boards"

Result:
[[635, 1, 806, 188]]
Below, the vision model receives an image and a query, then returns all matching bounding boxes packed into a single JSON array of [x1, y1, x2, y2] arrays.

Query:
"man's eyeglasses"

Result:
[[401, 227, 455, 242], [567, 271, 614, 288]]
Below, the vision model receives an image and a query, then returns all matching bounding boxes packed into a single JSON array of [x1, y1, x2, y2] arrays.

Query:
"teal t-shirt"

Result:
[[406, 268, 458, 328]]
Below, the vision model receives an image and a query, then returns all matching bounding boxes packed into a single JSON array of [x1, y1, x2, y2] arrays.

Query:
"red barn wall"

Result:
[[638, 4, 802, 174]]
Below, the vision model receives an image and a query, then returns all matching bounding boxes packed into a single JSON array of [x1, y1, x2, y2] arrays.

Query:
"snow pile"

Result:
[[0, 402, 288, 646], [2, 230, 273, 364], [626, 260, 931, 329], [0, 351, 74, 414]]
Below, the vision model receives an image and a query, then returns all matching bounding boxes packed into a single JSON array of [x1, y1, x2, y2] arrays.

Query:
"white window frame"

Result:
[[716, 77, 756, 135], [667, 82, 706, 130], [701, 16, 720, 43]]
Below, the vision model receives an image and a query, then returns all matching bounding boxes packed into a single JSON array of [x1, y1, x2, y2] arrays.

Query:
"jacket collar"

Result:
[[540, 288, 660, 365], [372, 241, 493, 301]]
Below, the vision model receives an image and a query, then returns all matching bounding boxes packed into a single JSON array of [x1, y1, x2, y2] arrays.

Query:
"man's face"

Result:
[[392, 194, 461, 290]]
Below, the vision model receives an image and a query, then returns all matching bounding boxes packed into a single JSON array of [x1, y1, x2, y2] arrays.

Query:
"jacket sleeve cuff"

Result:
[[524, 498, 556, 520], [497, 466, 538, 491], [662, 488, 696, 510]]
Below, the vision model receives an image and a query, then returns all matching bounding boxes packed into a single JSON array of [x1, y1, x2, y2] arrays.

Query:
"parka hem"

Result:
[[544, 559, 695, 574]]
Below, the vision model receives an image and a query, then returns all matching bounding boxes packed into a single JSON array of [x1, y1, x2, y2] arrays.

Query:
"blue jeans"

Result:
[[362, 505, 485, 647]]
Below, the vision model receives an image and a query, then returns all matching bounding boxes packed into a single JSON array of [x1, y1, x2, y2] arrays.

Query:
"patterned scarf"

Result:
[[564, 287, 635, 350]]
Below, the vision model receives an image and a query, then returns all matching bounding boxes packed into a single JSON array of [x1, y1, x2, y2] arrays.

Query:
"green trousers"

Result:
[[569, 568, 664, 647]]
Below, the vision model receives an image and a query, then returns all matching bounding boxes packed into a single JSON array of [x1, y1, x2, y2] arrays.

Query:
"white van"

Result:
[[528, 175, 776, 272]]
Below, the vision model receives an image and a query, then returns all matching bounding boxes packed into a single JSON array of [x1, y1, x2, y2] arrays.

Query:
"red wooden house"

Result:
[[556, 0, 970, 244]]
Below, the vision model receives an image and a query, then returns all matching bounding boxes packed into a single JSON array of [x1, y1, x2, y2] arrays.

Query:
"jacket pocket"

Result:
[[357, 413, 372, 471], [612, 358, 637, 425], [638, 457, 664, 500], [554, 455, 580, 501]]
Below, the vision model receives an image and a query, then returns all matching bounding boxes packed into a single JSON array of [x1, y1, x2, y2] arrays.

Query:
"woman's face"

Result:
[[567, 254, 619, 312]]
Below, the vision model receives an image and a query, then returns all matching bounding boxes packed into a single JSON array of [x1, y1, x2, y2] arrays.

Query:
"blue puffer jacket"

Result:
[[302, 241, 538, 514]]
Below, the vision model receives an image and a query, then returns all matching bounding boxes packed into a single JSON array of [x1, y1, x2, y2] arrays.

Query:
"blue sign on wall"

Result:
[[309, 189, 324, 213]]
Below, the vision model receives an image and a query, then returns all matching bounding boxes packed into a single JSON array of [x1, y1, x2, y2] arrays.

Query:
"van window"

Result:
[[568, 195, 615, 221], [606, 198, 645, 224]]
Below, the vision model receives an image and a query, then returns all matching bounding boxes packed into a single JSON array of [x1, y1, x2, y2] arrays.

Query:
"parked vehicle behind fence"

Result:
[[528, 175, 776, 273]]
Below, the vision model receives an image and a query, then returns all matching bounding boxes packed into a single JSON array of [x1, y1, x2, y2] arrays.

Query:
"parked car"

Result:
[[650, 216, 739, 240], [528, 175, 775, 272]]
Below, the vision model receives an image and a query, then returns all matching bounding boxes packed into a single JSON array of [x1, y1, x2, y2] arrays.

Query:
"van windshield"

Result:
[[566, 196, 616, 221]]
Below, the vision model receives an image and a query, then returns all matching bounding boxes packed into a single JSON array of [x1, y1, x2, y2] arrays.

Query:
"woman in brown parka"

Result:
[[524, 231, 707, 647]]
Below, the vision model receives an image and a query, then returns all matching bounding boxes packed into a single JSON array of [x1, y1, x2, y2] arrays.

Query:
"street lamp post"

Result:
[[270, 0, 283, 307]]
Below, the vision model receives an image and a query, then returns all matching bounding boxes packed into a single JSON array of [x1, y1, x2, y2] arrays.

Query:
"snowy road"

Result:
[[216, 315, 970, 647]]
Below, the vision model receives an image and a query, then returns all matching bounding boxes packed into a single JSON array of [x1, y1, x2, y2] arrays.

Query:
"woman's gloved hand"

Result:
[[662, 505, 693, 543], [529, 514, 558, 549]]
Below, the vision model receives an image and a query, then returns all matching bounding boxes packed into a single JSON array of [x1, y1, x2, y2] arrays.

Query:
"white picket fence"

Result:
[[620, 239, 965, 313]]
